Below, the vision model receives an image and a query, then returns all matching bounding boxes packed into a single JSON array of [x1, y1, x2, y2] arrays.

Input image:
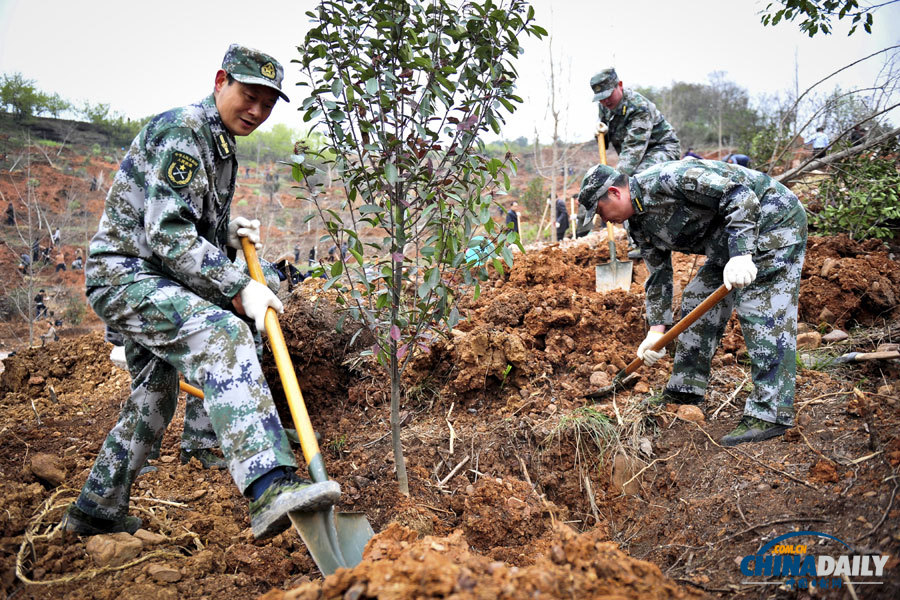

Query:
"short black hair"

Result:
[[225, 73, 236, 85]]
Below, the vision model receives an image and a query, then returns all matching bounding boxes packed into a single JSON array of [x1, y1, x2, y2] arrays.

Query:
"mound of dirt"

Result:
[[800, 234, 900, 327], [263, 283, 373, 423], [264, 522, 701, 600], [404, 236, 651, 412]]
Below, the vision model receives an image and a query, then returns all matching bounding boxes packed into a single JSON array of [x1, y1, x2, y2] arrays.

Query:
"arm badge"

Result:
[[165, 151, 200, 188]]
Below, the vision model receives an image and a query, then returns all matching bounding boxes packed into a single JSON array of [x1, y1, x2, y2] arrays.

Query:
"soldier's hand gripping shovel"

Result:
[[585, 284, 731, 400], [594, 130, 633, 293], [241, 237, 373, 576]]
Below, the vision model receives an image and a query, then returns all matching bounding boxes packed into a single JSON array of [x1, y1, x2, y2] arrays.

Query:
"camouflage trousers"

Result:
[[77, 276, 296, 521], [107, 327, 216, 454], [666, 234, 807, 426]]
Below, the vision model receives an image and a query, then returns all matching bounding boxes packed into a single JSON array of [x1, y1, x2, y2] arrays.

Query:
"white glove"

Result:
[[227, 217, 262, 250], [595, 121, 609, 135], [723, 254, 758, 290], [238, 279, 284, 333], [637, 330, 666, 366], [109, 345, 127, 370]]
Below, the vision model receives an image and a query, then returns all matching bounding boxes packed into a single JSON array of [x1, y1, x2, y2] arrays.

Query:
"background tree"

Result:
[[294, 0, 545, 494], [760, 0, 897, 36], [0, 73, 72, 121], [638, 73, 761, 155]]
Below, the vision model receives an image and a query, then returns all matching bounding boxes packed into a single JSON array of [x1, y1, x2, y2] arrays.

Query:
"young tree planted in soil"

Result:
[[294, 0, 546, 494]]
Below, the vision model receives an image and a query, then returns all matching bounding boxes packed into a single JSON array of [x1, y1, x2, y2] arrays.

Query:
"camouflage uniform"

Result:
[[627, 160, 807, 426], [78, 88, 295, 521], [577, 69, 681, 237], [597, 88, 681, 176]]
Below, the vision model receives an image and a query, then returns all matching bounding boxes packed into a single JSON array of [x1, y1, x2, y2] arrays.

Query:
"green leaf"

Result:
[[330, 260, 343, 277], [385, 162, 399, 183]]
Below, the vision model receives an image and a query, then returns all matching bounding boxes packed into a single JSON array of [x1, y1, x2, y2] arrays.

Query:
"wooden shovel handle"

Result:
[[241, 237, 322, 467], [852, 350, 900, 361], [621, 284, 732, 377]]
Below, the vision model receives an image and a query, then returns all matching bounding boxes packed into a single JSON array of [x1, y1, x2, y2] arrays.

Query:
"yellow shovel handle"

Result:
[[241, 237, 321, 466], [597, 131, 607, 166]]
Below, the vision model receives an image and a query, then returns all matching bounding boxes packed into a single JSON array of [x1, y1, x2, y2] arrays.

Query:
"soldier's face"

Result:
[[597, 185, 634, 224], [214, 70, 279, 136], [599, 82, 624, 110]]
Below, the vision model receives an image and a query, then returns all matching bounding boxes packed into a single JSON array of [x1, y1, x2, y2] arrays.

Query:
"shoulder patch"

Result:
[[216, 133, 233, 158], [165, 151, 200, 188]]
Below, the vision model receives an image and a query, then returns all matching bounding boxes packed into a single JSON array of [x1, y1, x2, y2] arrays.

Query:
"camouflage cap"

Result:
[[590, 68, 619, 102], [222, 44, 289, 103], [578, 164, 620, 222]]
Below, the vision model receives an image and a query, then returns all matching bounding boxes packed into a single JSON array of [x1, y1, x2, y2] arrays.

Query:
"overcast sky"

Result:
[[1, 0, 898, 143]]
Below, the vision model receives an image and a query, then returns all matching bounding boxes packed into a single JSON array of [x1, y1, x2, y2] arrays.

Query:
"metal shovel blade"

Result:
[[289, 506, 374, 576], [595, 259, 634, 293], [595, 222, 633, 293]]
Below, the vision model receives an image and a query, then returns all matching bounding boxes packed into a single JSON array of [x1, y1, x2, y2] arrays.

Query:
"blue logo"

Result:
[[738, 531, 890, 590]]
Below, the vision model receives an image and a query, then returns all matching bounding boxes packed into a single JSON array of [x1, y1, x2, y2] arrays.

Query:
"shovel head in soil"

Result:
[[583, 371, 640, 400], [595, 222, 633, 293], [242, 238, 373, 576], [290, 508, 374, 575]]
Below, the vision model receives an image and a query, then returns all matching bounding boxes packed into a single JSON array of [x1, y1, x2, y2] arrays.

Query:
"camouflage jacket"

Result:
[[86, 94, 249, 305], [628, 160, 806, 325], [598, 89, 680, 175]]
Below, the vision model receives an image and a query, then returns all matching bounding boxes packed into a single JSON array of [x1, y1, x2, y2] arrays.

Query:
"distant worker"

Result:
[[5, 202, 15, 226], [34, 289, 48, 319], [807, 126, 829, 159], [578, 68, 681, 253], [293, 243, 301, 263], [18, 253, 31, 275], [307, 247, 316, 266], [682, 148, 703, 159], [51, 227, 61, 247], [555, 196, 569, 241], [71, 255, 83, 270], [60, 44, 339, 540], [55, 248, 66, 272], [849, 124, 866, 147], [723, 153, 751, 168], [506, 201, 520, 234], [578, 160, 807, 447]]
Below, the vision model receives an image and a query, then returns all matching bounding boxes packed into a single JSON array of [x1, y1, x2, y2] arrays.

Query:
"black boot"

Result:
[[721, 417, 790, 447]]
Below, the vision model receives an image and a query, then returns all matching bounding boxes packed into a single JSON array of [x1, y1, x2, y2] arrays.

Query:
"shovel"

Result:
[[585, 284, 731, 400], [593, 131, 633, 293], [241, 237, 373, 576], [833, 350, 900, 363]]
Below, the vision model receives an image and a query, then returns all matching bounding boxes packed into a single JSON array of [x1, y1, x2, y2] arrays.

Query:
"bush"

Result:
[[521, 177, 545, 215], [62, 296, 87, 325], [810, 153, 900, 240]]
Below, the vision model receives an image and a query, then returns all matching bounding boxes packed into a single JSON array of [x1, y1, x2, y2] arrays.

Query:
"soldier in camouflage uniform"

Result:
[[61, 44, 340, 540], [578, 160, 807, 446], [576, 68, 681, 238]]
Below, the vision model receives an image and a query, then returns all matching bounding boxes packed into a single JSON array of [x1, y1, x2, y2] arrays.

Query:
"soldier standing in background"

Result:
[[578, 160, 807, 446], [577, 68, 681, 254]]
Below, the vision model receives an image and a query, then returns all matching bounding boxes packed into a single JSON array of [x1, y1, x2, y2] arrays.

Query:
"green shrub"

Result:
[[521, 176, 545, 215], [62, 296, 87, 325], [810, 154, 900, 240]]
